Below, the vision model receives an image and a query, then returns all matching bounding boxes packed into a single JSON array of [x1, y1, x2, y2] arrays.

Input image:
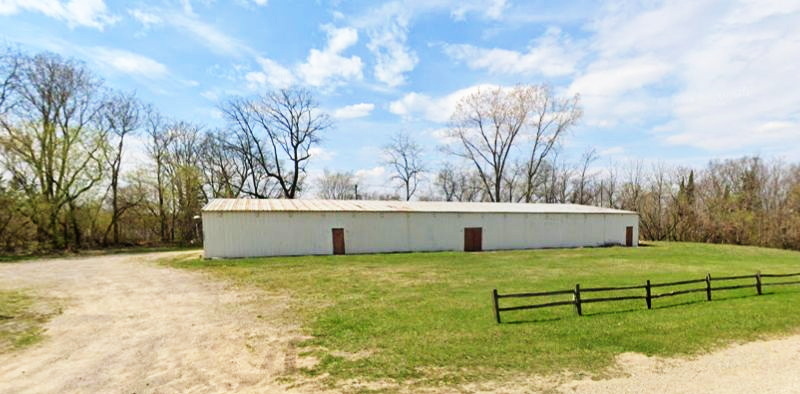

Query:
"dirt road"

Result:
[[0, 252, 306, 393]]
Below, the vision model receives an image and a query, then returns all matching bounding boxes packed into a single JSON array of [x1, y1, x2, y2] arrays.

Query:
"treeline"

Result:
[[424, 157, 800, 250], [1, 49, 799, 253], [0, 49, 329, 252]]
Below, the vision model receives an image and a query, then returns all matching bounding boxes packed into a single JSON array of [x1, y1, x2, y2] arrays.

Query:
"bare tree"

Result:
[[435, 163, 459, 201], [221, 88, 331, 199], [0, 47, 20, 114], [317, 170, 356, 199], [571, 148, 598, 205], [164, 121, 204, 243], [100, 92, 141, 245], [446, 85, 580, 202], [383, 132, 425, 201], [143, 105, 173, 243], [521, 86, 582, 202], [619, 160, 645, 212], [598, 161, 619, 208], [200, 129, 248, 199]]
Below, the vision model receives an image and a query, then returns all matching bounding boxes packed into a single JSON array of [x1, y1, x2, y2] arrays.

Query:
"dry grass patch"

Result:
[[0, 290, 60, 352]]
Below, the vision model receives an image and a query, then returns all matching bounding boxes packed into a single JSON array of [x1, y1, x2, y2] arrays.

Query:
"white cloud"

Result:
[[444, 27, 579, 77], [451, 0, 508, 20], [201, 90, 219, 101], [355, 165, 388, 186], [578, 0, 800, 151], [389, 84, 498, 123], [245, 56, 295, 89], [356, 2, 418, 87], [368, 24, 418, 87], [170, 13, 254, 57], [333, 103, 375, 119], [251, 0, 268, 5], [599, 146, 625, 156], [347, 0, 516, 88], [569, 56, 671, 97], [568, 56, 672, 126], [297, 25, 363, 87], [429, 127, 457, 145], [127, 5, 255, 57], [128, 8, 161, 28], [309, 146, 335, 161], [87, 47, 168, 78], [0, 0, 118, 29]]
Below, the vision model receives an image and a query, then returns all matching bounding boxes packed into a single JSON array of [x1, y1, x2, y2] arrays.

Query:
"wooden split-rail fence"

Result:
[[491, 271, 800, 323]]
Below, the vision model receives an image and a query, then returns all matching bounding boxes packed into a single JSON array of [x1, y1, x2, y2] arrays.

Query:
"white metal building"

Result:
[[201, 199, 639, 258]]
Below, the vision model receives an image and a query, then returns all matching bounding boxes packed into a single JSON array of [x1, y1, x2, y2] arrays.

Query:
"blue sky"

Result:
[[2, 0, 799, 193]]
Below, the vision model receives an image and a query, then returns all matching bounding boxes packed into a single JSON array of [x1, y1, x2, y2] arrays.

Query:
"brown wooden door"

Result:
[[464, 227, 483, 252], [625, 226, 634, 247], [332, 228, 345, 255]]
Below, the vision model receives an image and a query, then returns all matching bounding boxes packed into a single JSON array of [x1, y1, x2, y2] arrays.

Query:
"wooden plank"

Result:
[[492, 289, 501, 324], [581, 295, 645, 303], [651, 288, 706, 298], [756, 271, 762, 295], [581, 284, 647, 292], [497, 300, 575, 312], [713, 284, 757, 291], [760, 272, 800, 278], [714, 274, 756, 281], [646, 280, 652, 310], [762, 280, 800, 287], [497, 289, 575, 298], [650, 278, 707, 288], [574, 284, 582, 316], [706, 273, 712, 301]]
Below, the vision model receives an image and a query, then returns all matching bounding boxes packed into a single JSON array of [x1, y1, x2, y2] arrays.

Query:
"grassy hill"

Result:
[[168, 242, 800, 388]]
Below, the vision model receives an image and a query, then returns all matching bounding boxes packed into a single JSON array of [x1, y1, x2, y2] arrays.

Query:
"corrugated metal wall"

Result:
[[202, 211, 639, 258]]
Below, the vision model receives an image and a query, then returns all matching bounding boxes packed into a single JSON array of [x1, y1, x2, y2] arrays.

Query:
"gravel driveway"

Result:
[[0, 252, 306, 393]]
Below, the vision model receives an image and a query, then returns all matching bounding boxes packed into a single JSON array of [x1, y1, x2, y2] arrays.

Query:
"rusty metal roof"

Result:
[[202, 199, 637, 215]]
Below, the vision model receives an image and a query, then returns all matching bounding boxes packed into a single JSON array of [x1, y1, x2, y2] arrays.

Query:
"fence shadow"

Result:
[[492, 270, 800, 324]]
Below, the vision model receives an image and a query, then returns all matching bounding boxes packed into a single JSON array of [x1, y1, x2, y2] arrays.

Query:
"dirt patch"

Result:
[[0, 252, 317, 393], [556, 335, 800, 393], [453, 335, 800, 393]]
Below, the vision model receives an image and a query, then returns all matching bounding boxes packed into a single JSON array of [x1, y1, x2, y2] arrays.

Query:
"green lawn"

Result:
[[0, 290, 57, 352], [167, 242, 800, 388]]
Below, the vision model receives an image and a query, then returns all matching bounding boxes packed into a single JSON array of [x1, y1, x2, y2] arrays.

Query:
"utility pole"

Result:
[[354, 184, 359, 200]]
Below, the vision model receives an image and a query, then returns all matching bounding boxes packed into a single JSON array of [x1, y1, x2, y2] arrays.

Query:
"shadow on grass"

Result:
[[503, 316, 567, 324]]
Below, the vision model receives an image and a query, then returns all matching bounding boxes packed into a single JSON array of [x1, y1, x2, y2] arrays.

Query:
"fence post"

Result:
[[756, 271, 762, 295], [706, 273, 712, 301], [492, 289, 501, 324], [574, 284, 583, 316], [645, 280, 652, 310]]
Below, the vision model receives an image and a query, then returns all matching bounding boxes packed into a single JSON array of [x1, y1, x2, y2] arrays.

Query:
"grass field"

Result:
[[0, 290, 58, 352], [168, 242, 800, 388]]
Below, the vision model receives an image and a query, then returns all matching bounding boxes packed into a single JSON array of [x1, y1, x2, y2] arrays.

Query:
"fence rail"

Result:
[[492, 271, 800, 323]]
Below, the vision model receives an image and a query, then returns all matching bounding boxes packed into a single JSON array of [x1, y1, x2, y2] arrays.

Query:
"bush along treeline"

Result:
[[1, 48, 799, 254]]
